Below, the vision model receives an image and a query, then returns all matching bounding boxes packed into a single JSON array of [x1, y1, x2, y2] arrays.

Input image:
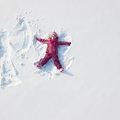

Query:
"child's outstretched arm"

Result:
[[36, 38, 49, 43], [58, 41, 71, 46]]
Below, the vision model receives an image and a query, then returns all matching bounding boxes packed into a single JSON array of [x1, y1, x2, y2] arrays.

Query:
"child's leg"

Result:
[[35, 53, 52, 67], [52, 55, 62, 69]]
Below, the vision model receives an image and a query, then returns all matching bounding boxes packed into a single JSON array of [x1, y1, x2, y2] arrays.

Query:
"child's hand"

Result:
[[68, 42, 71, 46]]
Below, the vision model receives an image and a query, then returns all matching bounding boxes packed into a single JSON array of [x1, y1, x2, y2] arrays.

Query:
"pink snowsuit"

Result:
[[36, 36, 71, 70]]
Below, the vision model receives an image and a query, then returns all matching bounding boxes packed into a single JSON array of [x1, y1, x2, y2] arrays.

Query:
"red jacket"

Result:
[[36, 37, 71, 55]]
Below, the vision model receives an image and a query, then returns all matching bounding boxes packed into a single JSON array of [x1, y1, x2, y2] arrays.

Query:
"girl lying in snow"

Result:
[[34, 32, 71, 72]]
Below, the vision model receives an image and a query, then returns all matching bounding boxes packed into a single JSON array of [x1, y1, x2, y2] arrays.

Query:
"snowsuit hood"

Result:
[[48, 32, 58, 41]]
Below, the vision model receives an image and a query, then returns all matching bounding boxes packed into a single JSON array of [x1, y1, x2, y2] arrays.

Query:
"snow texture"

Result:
[[0, 31, 21, 88]]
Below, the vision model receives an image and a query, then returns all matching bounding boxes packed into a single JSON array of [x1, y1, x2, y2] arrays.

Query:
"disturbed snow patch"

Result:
[[0, 31, 21, 88], [0, 16, 32, 88]]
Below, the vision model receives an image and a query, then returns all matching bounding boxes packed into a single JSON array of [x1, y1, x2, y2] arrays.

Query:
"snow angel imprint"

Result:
[[34, 32, 71, 72]]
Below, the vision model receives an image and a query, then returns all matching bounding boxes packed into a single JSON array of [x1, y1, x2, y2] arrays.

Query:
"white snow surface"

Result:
[[0, 0, 120, 120]]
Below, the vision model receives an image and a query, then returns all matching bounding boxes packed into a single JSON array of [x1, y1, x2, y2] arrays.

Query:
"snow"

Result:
[[0, 0, 120, 120]]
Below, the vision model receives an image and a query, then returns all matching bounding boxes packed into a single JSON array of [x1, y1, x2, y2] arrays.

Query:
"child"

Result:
[[34, 32, 71, 72]]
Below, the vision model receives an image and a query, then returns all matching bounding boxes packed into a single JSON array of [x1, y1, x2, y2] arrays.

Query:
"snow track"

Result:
[[0, 16, 33, 88]]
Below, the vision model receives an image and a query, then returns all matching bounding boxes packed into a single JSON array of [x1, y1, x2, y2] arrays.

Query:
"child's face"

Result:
[[49, 34, 57, 40]]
